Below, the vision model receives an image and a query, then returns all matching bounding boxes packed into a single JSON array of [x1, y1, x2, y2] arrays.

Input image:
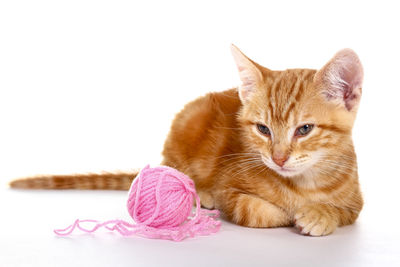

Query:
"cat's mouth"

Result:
[[273, 166, 300, 177], [261, 156, 302, 177]]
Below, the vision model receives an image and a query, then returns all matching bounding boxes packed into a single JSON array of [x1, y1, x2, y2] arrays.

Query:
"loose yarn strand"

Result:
[[54, 165, 221, 241]]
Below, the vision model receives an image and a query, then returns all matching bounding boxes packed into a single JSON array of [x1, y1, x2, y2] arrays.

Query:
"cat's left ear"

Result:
[[314, 49, 363, 111], [231, 44, 264, 102]]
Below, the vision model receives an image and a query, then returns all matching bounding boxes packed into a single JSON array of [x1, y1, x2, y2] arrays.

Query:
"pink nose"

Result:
[[272, 155, 289, 167]]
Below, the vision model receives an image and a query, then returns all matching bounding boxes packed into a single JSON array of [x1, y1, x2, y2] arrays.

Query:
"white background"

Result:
[[1, 0, 399, 266]]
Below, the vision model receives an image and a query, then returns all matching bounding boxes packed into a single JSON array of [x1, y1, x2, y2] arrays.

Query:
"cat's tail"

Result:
[[9, 171, 139, 190]]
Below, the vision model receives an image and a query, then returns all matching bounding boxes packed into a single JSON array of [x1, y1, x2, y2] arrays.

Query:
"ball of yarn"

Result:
[[127, 165, 195, 229], [54, 165, 221, 241]]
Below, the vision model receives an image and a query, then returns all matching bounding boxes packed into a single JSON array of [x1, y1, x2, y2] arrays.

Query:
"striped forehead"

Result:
[[264, 69, 315, 123]]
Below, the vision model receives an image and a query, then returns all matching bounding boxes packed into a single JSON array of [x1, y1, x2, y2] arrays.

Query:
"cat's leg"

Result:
[[198, 191, 215, 209], [216, 189, 291, 228], [294, 203, 360, 236]]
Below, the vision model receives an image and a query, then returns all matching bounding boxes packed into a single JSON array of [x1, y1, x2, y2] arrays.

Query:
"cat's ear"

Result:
[[231, 44, 264, 102], [314, 49, 363, 111]]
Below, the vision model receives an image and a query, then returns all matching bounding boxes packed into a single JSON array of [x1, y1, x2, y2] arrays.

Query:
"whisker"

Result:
[[231, 162, 266, 178], [213, 152, 261, 160], [215, 156, 261, 170], [223, 159, 263, 174], [318, 160, 355, 170]]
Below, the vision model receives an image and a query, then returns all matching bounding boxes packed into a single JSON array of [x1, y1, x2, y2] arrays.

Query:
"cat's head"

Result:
[[232, 45, 363, 178]]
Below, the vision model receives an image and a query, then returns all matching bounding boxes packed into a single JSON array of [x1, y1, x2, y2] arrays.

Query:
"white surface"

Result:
[[1, 188, 399, 267], [1, 0, 400, 266]]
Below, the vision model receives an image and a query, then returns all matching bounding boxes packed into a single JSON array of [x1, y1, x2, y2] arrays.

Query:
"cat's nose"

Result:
[[272, 154, 289, 167]]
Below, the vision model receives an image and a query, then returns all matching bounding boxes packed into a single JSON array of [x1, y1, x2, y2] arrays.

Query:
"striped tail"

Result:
[[9, 171, 139, 190]]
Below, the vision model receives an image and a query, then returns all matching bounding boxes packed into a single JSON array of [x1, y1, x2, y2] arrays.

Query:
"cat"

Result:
[[10, 45, 364, 236]]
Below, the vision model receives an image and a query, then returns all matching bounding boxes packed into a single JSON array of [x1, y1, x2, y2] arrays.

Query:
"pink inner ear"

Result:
[[321, 49, 364, 111], [237, 67, 261, 102], [339, 60, 363, 110]]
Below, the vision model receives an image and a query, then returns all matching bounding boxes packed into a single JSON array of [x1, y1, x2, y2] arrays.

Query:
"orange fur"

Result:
[[10, 46, 363, 236], [9, 172, 137, 190]]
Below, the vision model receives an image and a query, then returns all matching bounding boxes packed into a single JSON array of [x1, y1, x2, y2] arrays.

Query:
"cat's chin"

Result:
[[271, 167, 306, 178], [261, 156, 307, 178]]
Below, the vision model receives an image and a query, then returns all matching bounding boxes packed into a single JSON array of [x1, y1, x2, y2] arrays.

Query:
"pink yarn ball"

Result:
[[127, 165, 196, 229], [54, 165, 220, 241]]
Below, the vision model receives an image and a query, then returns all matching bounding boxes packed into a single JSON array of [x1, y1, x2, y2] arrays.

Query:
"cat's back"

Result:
[[162, 88, 242, 178]]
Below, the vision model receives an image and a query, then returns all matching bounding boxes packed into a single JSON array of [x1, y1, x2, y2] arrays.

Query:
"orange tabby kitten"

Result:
[[10, 45, 364, 236]]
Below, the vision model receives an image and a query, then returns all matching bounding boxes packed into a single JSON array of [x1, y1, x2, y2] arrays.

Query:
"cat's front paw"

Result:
[[294, 205, 338, 236]]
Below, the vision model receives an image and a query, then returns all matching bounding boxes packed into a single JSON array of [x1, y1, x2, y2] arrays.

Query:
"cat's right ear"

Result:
[[314, 49, 363, 112], [231, 44, 264, 102]]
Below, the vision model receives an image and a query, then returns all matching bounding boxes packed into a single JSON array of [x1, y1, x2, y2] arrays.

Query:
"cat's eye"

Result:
[[295, 124, 314, 137], [256, 124, 271, 136]]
